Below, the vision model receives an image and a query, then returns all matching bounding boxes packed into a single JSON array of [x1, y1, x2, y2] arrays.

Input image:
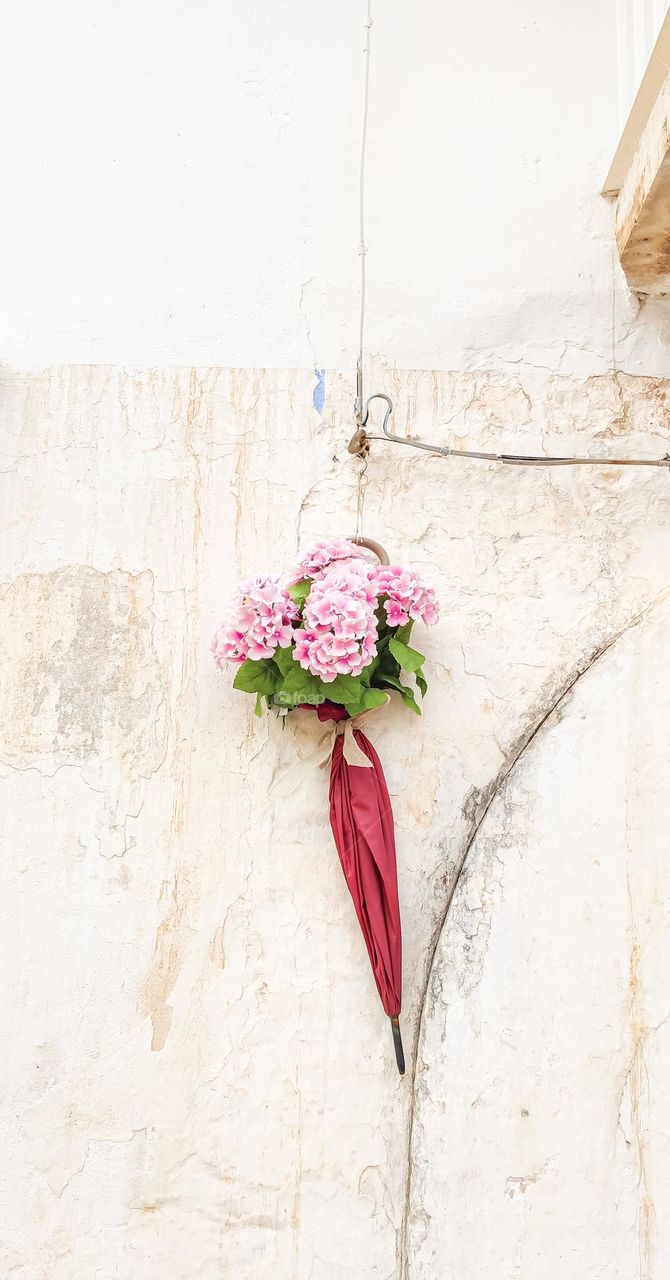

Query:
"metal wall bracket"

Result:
[[347, 392, 670, 470]]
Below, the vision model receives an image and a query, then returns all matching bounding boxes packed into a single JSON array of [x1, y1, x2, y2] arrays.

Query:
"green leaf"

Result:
[[375, 601, 388, 632], [323, 674, 363, 705], [272, 644, 297, 677], [344, 687, 389, 717], [376, 673, 421, 714], [397, 685, 422, 714], [375, 646, 400, 680], [387, 637, 428, 698], [233, 658, 280, 696], [359, 656, 379, 686], [287, 578, 312, 609], [254, 692, 264, 717], [394, 621, 414, 646], [375, 673, 405, 693], [389, 637, 425, 674], [277, 664, 326, 707]]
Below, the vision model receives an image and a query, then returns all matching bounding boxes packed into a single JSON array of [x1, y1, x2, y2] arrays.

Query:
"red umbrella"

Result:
[[314, 701, 405, 1073]]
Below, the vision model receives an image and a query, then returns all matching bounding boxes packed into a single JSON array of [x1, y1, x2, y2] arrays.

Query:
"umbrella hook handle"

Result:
[[350, 535, 390, 566]]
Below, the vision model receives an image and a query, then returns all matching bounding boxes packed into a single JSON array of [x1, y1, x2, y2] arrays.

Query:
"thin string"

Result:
[[355, 0, 373, 426], [355, 454, 369, 541]]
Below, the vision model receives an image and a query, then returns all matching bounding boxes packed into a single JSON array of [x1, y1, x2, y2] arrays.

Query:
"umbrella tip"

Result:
[[390, 1016, 405, 1075]]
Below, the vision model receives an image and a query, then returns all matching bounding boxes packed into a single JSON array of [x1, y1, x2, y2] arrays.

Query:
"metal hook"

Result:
[[348, 392, 399, 458], [362, 392, 394, 434], [364, 392, 454, 458], [348, 391, 449, 460]]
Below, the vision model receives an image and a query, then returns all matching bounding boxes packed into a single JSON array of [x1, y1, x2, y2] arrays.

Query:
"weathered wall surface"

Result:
[[2, 3, 670, 1279]]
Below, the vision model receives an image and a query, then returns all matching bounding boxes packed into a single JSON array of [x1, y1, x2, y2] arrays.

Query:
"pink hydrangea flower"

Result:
[[213, 548, 439, 691], [297, 631, 373, 681], [385, 598, 408, 627], [295, 565, 379, 682], [211, 574, 298, 667], [289, 537, 370, 584], [371, 565, 439, 628]]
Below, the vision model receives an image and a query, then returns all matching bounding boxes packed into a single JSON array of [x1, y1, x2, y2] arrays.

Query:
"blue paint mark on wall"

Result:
[[313, 368, 326, 414]]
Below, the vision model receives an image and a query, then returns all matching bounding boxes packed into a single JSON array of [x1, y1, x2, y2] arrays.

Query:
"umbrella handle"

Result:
[[349, 536, 390, 566], [390, 1017, 405, 1075]]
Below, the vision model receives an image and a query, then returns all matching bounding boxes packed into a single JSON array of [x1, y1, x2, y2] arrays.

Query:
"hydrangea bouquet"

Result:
[[211, 537, 439, 1075], [211, 537, 438, 718]]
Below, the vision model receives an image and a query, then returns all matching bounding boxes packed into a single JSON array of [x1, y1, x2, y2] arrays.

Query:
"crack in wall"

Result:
[[398, 590, 670, 1280]]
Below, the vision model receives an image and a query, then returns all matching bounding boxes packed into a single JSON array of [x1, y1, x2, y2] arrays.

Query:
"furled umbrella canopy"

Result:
[[315, 701, 404, 1072]]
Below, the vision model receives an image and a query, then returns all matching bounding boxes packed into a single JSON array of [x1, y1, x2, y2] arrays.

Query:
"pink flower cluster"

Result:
[[372, 565, 439, 629], [211, 540, 439, 685], [294, 565, 379, 682], [289, 536, 366, 583], [211, 574, 297, 666]]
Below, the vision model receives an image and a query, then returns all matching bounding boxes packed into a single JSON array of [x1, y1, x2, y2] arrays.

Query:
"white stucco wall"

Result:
[[2, 4, 670, 1278], [616, 0, 669, 127]]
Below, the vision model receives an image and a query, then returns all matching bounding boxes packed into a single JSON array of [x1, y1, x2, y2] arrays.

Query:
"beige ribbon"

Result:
[[316, 695, 390, 770]]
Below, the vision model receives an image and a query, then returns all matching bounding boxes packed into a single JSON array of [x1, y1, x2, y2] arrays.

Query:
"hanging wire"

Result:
[[355, 452, 369, 540], [355, 0, 373, 428], [348, 5, 670, 474]]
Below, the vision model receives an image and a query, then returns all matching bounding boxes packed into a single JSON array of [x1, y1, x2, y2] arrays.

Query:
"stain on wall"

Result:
[[0, 566, 166, 778]]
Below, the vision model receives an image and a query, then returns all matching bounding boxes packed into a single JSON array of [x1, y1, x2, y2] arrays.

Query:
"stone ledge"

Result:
[[615, 67, 670, 297]]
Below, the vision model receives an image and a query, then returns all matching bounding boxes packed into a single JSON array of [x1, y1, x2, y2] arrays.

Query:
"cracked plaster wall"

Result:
[[409, 596, 670, 1280], [2, 4, 670, 1279]]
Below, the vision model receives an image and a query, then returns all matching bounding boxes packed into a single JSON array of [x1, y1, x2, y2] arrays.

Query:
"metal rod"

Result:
[[347, 392, 670, 470], [365, 434, 670, 468]]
